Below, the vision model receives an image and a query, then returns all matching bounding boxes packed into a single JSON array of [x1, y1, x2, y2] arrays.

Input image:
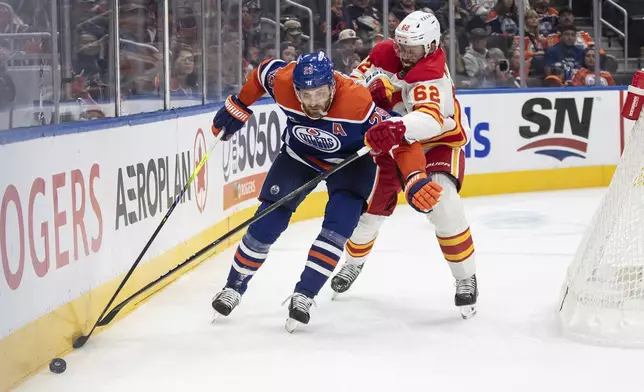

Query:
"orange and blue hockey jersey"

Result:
[[237, 59, 392, 172]]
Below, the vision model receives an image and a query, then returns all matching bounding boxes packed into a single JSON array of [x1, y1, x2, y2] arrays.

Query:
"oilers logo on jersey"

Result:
[[236, 53, 391, 172], [292, 126, 341, 153]]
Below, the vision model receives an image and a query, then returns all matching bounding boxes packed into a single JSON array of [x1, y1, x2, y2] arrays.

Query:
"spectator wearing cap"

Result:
[[283, 18, 307, 52], [463, 28, 489, 80], [333, 28, 361, 74], [571, 48, 615, 87], [531, 0, 558, 36], [546, 8, 594, 49], [544, 25, 584, 84], [485, 0, 519, 36]]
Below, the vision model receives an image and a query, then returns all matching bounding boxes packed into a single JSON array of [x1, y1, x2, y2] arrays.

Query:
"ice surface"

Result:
[[16, 188, 644, 392]]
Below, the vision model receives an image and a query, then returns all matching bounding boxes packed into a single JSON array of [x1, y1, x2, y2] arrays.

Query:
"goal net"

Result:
[[559, 113, 644, 347]]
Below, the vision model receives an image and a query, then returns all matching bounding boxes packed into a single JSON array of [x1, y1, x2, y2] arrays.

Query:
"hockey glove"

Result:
[[368, 76, 395, 112], [404, 171, 443, 213], [212, 95, 253, 141], [364, 120, 406, 156]]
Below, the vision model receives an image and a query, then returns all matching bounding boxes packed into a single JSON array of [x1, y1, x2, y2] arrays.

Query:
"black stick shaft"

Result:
[[97, 147, 370, 326], [76, 138, 220, 346]]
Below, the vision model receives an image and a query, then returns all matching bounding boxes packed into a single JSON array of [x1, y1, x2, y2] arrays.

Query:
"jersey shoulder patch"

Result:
[[272, 63, 301, 112], [403, 47, 446, 84], [326, 74, 374, 122], [369, 40, 402, 74]]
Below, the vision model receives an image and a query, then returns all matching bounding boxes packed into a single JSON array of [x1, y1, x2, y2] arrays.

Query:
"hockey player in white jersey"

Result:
[[331, 10, 478, 318]]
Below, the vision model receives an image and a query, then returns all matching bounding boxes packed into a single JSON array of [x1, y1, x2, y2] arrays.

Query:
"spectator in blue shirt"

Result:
[[544, 25, 584, 84]]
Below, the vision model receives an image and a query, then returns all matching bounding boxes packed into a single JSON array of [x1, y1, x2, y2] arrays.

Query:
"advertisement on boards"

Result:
[[458, 89, 622, 174], [221, 104, 286, 211], [0, 118, 222, 338]]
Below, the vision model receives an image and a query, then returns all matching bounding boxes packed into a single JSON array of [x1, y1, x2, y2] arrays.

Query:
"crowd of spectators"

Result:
[[0, 0, 640, 128], [232, 0, 624, 89]]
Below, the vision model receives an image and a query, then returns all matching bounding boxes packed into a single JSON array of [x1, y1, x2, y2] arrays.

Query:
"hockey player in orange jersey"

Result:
[[210, 52, 394, 331], [331, 10, 478, 318]]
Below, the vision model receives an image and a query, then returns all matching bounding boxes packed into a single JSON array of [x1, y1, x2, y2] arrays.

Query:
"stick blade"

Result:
[[73, 335, 88, 349]]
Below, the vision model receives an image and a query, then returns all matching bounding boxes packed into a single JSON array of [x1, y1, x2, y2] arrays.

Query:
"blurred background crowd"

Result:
[[0, 0, 642, 130]]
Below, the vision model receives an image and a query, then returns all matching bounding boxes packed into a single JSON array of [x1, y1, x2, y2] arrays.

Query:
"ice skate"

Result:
[[282, 293, 315, 333], [455, 274, 478, 319], [211, 287, 241, 322], [330, 263, 364, 298]]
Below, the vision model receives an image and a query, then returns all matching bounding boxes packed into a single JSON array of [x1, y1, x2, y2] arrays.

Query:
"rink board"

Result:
[[0, 86, 629, 390]]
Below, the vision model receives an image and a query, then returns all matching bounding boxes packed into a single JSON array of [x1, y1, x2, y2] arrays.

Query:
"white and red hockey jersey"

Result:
[[350, 40, 470, 152]]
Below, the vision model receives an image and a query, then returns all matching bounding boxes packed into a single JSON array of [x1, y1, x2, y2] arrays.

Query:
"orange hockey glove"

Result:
[[404, 171, 443, 213], [364, 120, 406, 156], [368, 76, 395, 111]]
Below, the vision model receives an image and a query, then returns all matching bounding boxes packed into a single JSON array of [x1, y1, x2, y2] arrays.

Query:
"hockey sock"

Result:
[[226, 201, 292, 294], [295, 228, 347, 297], [436, 227, 476, 279], [226, 232, 271, 294], [344, 213, 387, 265], [345, 238, 376, 265]]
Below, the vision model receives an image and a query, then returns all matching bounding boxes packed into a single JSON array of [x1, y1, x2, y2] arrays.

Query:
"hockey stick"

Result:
[[73, 133, 224, 349], [93, 146, 372, 329]]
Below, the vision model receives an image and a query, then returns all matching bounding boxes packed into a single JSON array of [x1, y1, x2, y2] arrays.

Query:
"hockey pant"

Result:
[[224, 151, 376, 297], [345, 146, 476, 280]]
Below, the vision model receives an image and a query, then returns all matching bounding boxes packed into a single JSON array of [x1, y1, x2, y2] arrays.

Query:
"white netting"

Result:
[[559, 114, 644, 347]]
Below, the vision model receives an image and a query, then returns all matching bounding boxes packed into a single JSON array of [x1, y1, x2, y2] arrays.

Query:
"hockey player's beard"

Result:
[[301, 98, 332, 119], [400, 60, 416, 73]]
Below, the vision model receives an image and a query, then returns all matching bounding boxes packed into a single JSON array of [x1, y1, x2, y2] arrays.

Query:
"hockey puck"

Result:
[[49, 358, 66, 374]]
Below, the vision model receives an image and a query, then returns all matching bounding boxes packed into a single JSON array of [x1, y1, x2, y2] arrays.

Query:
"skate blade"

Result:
[[285, 318, 300, 333], [460, 305, 477, 319], [211, 310, 230, 324], [211, 312, 221, 324]]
